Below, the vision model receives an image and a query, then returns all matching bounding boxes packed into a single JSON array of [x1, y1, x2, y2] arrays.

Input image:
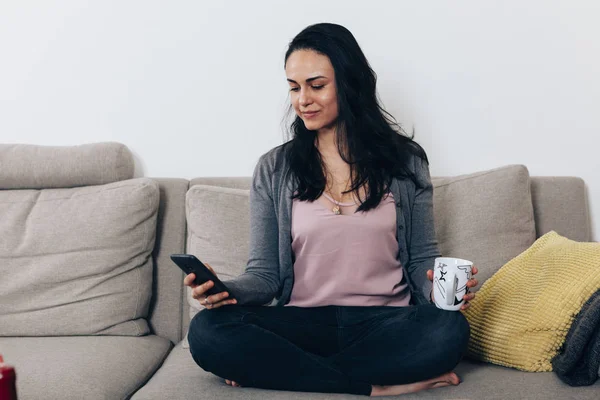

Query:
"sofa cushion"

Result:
[[0, 178, 159, 336], [464, 231, 600, 372], [131, 341, 600, 400], [432, 165, 537, 290], [0, 142, 134, 189], [185, 185, 250, 319], [0, 335, 171, 400], [530, 176, 591, 242]]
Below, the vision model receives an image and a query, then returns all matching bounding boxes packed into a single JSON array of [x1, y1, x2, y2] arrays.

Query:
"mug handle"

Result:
[[446, 271, 457, 306]]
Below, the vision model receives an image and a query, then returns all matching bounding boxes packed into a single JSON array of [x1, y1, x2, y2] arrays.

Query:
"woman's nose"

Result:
[[299, 89, 312, 106]]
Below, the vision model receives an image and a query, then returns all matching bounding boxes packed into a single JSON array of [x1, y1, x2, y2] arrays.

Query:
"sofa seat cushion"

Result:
[[0, 335, 172, 400], [131, 341, 599, 400]]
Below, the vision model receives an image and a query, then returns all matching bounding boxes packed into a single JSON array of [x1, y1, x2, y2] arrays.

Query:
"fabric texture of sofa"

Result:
[[0, 142, 597, 399]]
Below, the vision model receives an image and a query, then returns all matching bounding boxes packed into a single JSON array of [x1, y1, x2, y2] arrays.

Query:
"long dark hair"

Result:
[[283, 23, 427, 213]]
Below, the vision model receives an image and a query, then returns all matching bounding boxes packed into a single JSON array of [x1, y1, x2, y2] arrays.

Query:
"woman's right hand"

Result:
[[183, 262, 237, 309]]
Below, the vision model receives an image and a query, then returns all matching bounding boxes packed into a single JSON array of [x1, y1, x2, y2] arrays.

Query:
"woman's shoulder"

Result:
[[255, 141, 293, 172], [396, 135, 428, 164], [393, 136, 432, 188]]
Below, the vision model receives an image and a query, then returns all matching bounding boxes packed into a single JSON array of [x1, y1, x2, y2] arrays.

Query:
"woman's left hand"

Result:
[[426, 266, 479, 311]]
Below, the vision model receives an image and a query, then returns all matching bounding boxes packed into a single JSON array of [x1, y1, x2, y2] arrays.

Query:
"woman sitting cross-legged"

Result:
[[185, 22, 479, 397]]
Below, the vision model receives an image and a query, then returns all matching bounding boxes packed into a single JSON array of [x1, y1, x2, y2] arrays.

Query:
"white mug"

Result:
[[432, 257, 473, 311]]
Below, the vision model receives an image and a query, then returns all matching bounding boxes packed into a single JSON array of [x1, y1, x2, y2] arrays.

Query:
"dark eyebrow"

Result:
[[287, 76, 327, 84]]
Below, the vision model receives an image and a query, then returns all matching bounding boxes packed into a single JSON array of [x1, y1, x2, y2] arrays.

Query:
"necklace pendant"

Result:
[[332, 205, 341, 215]]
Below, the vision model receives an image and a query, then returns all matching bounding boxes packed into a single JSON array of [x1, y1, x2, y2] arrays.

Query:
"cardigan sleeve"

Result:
[[405, 156, 441, 304], [223, 154, 282, 305]]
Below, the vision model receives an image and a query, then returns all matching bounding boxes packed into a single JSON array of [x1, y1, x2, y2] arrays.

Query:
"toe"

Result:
[[449, 373, 461, 385]]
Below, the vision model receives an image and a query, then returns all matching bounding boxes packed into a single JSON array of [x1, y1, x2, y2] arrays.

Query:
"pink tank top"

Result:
[[287, 191, 411, 307]]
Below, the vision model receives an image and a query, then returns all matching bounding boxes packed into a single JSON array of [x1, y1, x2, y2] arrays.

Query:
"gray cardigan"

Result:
[[224, 142, 441, 307]]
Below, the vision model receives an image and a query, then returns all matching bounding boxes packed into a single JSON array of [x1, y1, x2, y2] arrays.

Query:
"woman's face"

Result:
[[285, 49, 339, 133]]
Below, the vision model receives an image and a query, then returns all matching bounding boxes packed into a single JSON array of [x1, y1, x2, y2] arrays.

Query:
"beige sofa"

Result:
[[0, 142, 597, 400]]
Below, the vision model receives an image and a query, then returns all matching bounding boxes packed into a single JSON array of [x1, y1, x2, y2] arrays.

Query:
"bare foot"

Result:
[[370, 371, 460, 397], [225, 379, 242, 387]]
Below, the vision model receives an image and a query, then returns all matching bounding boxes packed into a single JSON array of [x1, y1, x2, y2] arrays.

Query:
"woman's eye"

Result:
[[289, 85, 323, 92]]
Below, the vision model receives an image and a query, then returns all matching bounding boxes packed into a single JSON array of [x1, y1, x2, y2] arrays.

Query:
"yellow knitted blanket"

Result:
[[463, 231, 600, 371]]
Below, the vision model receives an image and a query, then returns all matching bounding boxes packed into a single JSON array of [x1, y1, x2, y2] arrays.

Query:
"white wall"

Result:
[[1, 1, 598, 240]]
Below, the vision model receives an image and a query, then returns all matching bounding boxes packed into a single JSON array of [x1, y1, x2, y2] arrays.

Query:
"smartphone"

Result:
[[170, 254, 235, 299]]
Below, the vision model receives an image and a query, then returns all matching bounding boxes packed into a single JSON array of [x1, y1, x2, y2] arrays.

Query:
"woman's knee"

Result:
[[435, 310, 471, 363], [418, 306, 470, 365], [188, 309, 215, 344], [451, 311, 470, 351], [188, 311, 215, 365], [187, 308, 239, 369]]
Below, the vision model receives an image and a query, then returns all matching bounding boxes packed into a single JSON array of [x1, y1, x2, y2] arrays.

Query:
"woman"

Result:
[[185, 23, 479, 397]]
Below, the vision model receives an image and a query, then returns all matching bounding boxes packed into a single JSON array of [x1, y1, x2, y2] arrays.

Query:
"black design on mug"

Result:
[[453, 265, 471, 304]]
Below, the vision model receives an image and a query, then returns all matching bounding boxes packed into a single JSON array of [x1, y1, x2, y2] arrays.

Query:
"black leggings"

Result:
[[188, 303, 470, 396]]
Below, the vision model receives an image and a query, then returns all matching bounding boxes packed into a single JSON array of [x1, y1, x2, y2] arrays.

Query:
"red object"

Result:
[[0, 355, 18, 400]]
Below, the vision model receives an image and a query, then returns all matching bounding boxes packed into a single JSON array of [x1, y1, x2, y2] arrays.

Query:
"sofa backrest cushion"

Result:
[[189, 177, 251, 191], [185, 185, 250, 322], [530, 177, 591, 242], [0, 178, 159, 336], [431, 165, 537, 290], [0, 142, 134, 189]]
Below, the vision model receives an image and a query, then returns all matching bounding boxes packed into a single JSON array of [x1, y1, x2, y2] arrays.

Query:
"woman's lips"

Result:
[[302, 111, 320, 119]]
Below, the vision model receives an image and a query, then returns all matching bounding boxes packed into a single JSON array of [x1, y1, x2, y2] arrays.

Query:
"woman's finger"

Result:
[[472, 266, 479, 275], [183, 273, 197, 287], [467, 279, 478, 288], [192, 280, 214, 299], [206, 291, 229, 305], [426, 269, 433, 282], [202, 291, 237, 309], [208, 298, 237, 309]]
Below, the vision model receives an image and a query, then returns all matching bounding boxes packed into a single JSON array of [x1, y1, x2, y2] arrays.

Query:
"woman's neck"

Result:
[[315, 127, 337, 153], [317, 125, 352, 162], [316, 128, 351, 179]]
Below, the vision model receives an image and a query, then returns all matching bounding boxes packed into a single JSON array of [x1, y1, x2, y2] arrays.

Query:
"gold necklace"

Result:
[[325, 179, 351, 215], [326, 193, 343, 215]]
